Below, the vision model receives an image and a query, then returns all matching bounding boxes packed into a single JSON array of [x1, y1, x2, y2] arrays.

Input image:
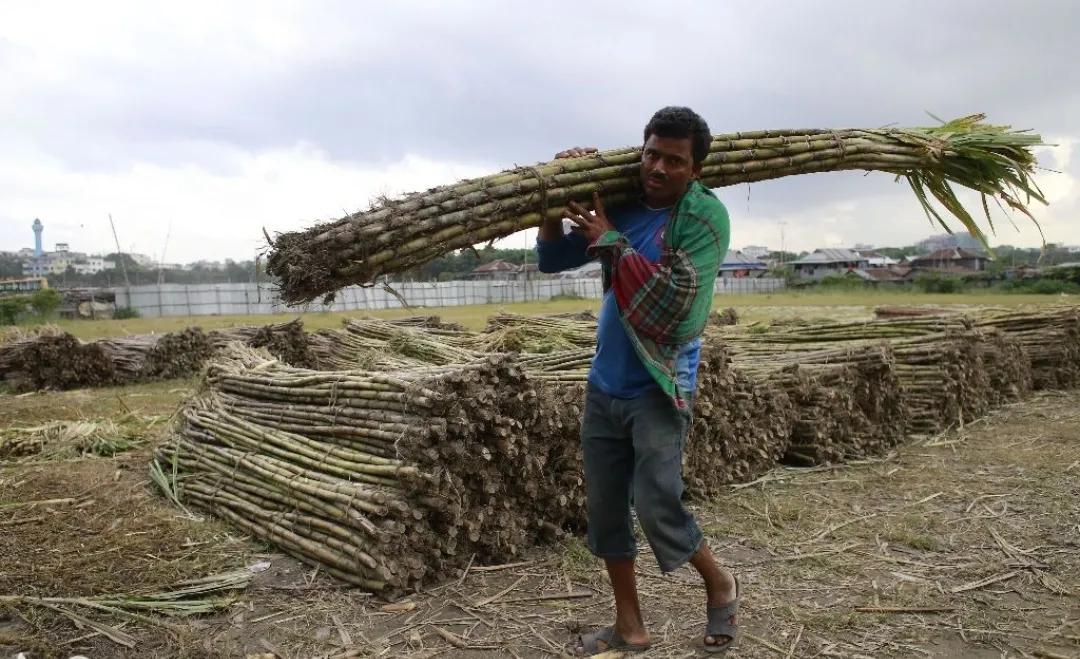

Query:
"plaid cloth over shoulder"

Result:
[[586, 181, 730, 408]]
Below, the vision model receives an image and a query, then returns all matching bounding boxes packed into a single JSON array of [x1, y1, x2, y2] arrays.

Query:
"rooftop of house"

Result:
[[912, 247, 986, 263], [719, 250, 768, 268], [471, 259, 519, 273], [791, 248, 867, 265]]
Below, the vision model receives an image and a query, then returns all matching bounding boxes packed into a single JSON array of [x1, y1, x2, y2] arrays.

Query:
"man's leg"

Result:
[[627, 391, 737, 646], [578, 387, 649, 651], [689, 543, 738, 647], [603, 558, 648, 646]]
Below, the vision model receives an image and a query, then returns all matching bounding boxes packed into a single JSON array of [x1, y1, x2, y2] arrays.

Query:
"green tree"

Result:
[[29, 288, 62, 317], [0, 253, 24, 278], [0, 296, 27, 325]]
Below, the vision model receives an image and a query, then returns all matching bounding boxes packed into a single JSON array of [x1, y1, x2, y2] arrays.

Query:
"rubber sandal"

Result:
[[703, 575, 740, 654], [575, 625, 651, 656]]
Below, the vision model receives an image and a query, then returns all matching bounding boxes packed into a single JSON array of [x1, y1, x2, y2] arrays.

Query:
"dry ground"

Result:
[[1, 378, 1076, 658]]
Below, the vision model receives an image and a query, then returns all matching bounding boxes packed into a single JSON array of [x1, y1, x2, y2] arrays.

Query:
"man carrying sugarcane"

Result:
[[537, 106, 739, 655]]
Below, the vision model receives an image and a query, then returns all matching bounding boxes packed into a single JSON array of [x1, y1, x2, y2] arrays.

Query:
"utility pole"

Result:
[[779, 221, 787, 264], [157, 220, 172, 286], [109, 214, 132, 289]]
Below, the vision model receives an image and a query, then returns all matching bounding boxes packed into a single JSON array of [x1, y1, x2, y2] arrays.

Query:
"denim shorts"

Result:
[[580, 384, 703, 573]]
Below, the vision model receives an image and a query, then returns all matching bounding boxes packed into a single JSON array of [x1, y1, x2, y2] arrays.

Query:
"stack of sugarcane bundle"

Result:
[[526, 380, 589, 533], [517, 349, 594, 381], [307, 319, 481, 371], [143, 327, 214, 379], [973, 307, 1080, 389], [874, 305, 950, 318], [730, 320, 998, 435], [150, 307, 1080, 594], [267, 115, 1044, 303], [890, 332, 993, 435], [0, 324, 64, 383], [721, 314, 971, 355], [732, 342, 907, 465], [207, 319, 314, 367], [246, 319, 313, 368], [384, 315, 468, 332], [342, 319, 480, 362], [306, 328, 345, 370], [2, 333, 119, 392], [156, 345, 591, 593], [473, 312, 597, 354], [972, 327, 1032, 405], [719, 314, 1012, 436], [97, 334, 161, 381], [685, 340, 796, 496]]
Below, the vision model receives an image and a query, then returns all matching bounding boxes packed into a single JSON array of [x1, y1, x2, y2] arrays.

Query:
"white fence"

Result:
[[111, 277, 785, 318]]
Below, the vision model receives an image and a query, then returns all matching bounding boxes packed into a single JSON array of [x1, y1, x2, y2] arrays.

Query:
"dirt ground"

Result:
[[1, 382, 1077, 658]]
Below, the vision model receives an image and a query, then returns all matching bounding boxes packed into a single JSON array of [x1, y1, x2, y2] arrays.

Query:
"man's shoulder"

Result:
[[685, 182, 728, 219], [676, 183, 729, 236]]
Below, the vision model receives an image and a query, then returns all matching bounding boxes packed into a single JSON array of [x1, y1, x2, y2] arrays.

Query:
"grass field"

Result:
[[41, 290, 1078, 340], [2, 296, 1078, 657]]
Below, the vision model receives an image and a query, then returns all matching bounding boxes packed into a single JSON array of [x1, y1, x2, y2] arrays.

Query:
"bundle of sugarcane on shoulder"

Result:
[[266, 111, 1043, 303]]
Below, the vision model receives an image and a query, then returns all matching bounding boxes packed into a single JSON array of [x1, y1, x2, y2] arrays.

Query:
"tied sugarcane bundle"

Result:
[[474, 312, 598, 354], [208, 319, 315, 368], [1, 332, 120, 392], [267, 114, 1045, 303], [729, 341, 907, 465], [686, 340, 797, 495], [973, 306, 1080, 389]]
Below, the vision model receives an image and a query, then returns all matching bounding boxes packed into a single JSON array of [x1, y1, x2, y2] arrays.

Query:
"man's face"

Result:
[[640, 134, 702, 207]]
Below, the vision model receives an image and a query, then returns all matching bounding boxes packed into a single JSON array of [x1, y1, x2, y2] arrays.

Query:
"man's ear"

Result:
[[691, 162, 704, 180]]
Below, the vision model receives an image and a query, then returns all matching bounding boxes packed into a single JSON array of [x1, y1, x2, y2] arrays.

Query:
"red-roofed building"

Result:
[[909, 248, 988, 273], [470, 259, 519, 281]]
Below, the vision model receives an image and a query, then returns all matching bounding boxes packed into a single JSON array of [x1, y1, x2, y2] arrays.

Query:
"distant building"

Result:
[[740, 245, 770, 260], [470, 259, 519, 281], [556, 260, 603, 279], [0, 277, 49, 295], [909, 248, 989, 273], [72, 256, 117, 275], [25, 252, 77, 276], [515, 262, 548, 280], [23, 259, 49, 277], [916, 233, 984, 254], [718, 250, 769, 278], [853, 249, 899, 267], [861, 265, 912, 284], [130, 253, 157, 268], [790, 249, 869, 280]]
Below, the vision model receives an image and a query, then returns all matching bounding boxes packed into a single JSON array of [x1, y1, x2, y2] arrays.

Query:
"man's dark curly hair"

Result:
[[643, 106, 711, 165]]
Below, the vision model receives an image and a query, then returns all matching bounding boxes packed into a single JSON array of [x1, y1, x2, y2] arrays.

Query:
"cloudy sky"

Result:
[[1, 0, 1077, 263]]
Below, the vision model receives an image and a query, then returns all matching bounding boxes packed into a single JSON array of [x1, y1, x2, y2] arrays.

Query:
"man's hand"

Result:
[[564, 192, 615, 244], [555, 146, 598, 159], [540, 147, 599, 242]]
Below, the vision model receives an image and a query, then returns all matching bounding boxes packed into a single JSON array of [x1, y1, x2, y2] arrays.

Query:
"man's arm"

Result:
[[536, 146, 599, 273], [536, 230, 591, 273], [539, 146, 597, 243]]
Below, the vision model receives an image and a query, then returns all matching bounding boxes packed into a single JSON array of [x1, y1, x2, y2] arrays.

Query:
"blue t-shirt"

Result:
[[535, 202, 701, 398]]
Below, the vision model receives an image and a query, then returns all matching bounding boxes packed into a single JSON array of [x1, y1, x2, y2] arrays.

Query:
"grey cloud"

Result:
[[2, 0, 1078, 258]]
